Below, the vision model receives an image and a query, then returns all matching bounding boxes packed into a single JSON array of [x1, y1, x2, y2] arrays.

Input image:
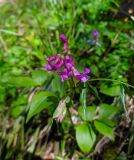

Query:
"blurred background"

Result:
[[0, 0, 134, 160]]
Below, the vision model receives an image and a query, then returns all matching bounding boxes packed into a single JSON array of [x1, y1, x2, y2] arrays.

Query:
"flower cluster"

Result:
[[44, 34, 90, 83]]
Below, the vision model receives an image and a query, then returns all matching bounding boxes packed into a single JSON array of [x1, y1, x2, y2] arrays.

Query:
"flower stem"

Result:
[[89, 78, 134, 89]]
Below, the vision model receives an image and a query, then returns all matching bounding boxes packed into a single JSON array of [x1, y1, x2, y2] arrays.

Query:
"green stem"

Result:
[[81, 83, 87, 117], [89, 78, 134, 89]]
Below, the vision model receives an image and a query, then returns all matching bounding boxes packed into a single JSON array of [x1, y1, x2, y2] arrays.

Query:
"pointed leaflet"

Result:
[[75, 123, 96, 153], [26, 91, 57, 122], [99, 103, 119, 119], [94, 119, 115, 141], [100, 83, 121, 97], [32, 70, 48, 85], [87, 83, 101, 101], [8, 76, 38, 87], [78, 106, 96, 121]]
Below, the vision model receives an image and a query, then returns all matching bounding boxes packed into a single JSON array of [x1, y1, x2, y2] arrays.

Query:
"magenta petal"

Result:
[[60, 34, 68, 52], [73, 67, 90, 83], [65, 63, 72, 70], [83, 68, 90, 74], [67, 70, 72, 77], [93, 30, 99, 37], [64, 55, 74, 70], [72, 67, 80, 76], [60, 34, 68, 42], [58, 68, 67, 75], [58, 68, 72, 82], [64, 42, 68, 52], [58, 70, 68, 82], [65, 55, 74, 64], [44, 64, 53, 70], [59, 74, 69, 82], [76, 75, 90, 83], [54, 59, 64, 70], [46, 55, 57, 62], [81, 75, 90, 83], [45, 54, 64, 71]]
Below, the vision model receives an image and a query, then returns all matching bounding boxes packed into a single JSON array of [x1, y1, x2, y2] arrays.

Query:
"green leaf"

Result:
[[11, 95, 27, 117], [51, 74, 65, 97], [11, 95, 27, 107], [0, 85, 5, 103], [75, 123, 96, 153], [26, 91, 57, 122], [32, 70, 48, 85], [100, 83, 121, 97], [78, 106, 96, 121], [11, 105, 25, 118], [90, 65, 99, 76], [99, 103, 118, 119], [8, 77, 38, 87], [94, 119, 115, 141], [88, 83, 100, 101]]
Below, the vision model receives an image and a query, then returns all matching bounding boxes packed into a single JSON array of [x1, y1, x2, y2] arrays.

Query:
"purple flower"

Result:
[[44, 34, 91, 83], [76, 75, 90, 83], [64, 55, 75, 69], [60, 34, 68, 53], [93, 30, 99, 37], [83, 68, 90, 74], [44, 54, 64, 71], [58, 68, 72, 82], [72, 67, 90, 83], [45, 54, 90, 83], [60, 34, 68, 42], [87, 30, 101, 47]]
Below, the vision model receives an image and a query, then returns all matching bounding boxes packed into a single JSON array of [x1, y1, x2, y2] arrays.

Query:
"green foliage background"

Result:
[[0, 0, 134, 159]]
